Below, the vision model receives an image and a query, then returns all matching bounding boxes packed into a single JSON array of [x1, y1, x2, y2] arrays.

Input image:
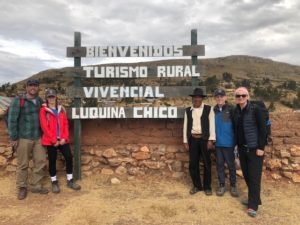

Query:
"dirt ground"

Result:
[[0, 172, 299, 225]]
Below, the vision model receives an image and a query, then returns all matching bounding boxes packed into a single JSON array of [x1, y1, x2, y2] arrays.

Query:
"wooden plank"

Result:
[[66, 86, 207, 98], [67, 107, 187, 119], [66, 45, 205, 57], [191, 29, 198, 86], [73, 31, 82, 180], [82, 65, 201, 78]]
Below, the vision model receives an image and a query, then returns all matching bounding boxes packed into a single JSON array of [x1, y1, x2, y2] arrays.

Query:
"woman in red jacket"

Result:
[[40, 89, 81, 193]]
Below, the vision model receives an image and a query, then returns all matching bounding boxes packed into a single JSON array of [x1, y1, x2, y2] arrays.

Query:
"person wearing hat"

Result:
[[183, 87, 215, 195], [40, 89, 81, 193], [213, 88, 238, 197], [8, 79, 48, 200]]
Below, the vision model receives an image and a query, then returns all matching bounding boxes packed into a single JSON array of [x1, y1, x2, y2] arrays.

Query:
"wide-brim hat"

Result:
[[189, 88, 207, 97]]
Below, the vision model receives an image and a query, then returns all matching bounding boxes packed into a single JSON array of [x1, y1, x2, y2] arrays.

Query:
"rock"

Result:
[[102, 148, 117, 158], [143, 161, 165, 170], [94, 149, 103, 157], [290, 145, 300, 157], [82, 165, 91, 171], [266, 159, 282, 170], [83, 171, 93, 177], [128, 167, 138, 175], [127, 176, 135, 181], [0, 155, 7, 166], [132, 151, 150, 160], [140, 146, 150, 152], [271, 173, 282, 180], [165, 153, 175, 159], [81, 155, 93, 165], [92, 160, 100, 168], [151, 152, 161, 161], [157, 144, 166, 155], [292, 173, 300, 183], [101, 168, 114, 175], [107, 158, 123, 167], [281, 158, 289, 166], [171, 161, 182, 172], [280, 151, 291, 158], [115, 166, 127, 175], [111, 177, 121, 185], [172, 172, 184, 178], [98, 157, 108, 165], [166, 145, 178, 153], [118, 149, 131, 157], [0, 147, 5, 154], [290, 157, 300, 164], [89, 148, 95, 155], [291, 163, 300, 170], [282, 171, 293, 179], [175, 153, 189, 162], [6, 165, 16, 172]]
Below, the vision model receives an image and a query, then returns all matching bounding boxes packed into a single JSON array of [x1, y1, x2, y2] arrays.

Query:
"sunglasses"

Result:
[[235, 94, 247, 98]]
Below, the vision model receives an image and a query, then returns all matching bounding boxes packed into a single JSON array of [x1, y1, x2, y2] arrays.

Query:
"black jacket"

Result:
[[233, 101, 267, 150]]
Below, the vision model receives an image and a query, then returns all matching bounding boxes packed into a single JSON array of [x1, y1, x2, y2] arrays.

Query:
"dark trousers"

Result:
[[188, 137, 211, 190], [239, 146, 263, 210], [216, 147, 236, 186], [47, 144, 73, 177]]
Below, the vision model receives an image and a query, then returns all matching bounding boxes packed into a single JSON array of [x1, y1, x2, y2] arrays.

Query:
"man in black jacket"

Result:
[[183, 88, 215, 196], [233, 87, 266, 218]]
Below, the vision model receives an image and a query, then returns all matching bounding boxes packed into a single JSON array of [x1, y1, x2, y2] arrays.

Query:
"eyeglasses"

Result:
[[235, 94, 247, 98]]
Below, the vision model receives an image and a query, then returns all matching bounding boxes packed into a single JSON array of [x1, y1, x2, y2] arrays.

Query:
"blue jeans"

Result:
[[216, 147, 236, 186]]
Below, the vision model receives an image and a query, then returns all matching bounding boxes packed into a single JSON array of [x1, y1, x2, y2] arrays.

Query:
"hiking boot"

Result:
[[247, 208, 257, 218], [67, 179, 81, 191], [189, 186, 202, 195], [216, 185, 225, 196], [51, 181, 60, 194], [204, 189, 213, 196], [230, 186, 239, 197], [17, 187, 27, 200], [31, 186, 49, 194]]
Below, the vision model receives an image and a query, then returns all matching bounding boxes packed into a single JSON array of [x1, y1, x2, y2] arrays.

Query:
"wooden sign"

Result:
[[68, 86, 206, 98], [70, 107, 186, 119], [67, 45, 205, 57]]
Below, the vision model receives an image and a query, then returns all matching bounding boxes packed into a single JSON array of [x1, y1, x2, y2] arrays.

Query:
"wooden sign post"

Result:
[[67, 29, 205, 180]]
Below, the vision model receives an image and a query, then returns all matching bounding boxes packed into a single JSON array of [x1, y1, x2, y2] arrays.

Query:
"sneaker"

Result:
[[67, 179, 81, 191], [204, 189, 213, 196], [17, 187, 27, 200], [52, 181, 60, 194], [189, 186, 202, 195], [247, 208, 257, 218], [230, 186, 239, 197], [31, 186, 49, 194], [216, 184, 225, 196]]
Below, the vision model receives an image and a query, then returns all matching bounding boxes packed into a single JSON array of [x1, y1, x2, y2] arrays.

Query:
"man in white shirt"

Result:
[[183, 88, 216, 195]]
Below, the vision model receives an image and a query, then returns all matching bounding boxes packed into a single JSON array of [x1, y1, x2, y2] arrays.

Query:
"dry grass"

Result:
[[0, 172, 299, 225]]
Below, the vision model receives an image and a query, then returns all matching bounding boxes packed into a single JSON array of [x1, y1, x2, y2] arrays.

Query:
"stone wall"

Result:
[[0, 113, 300, 183]]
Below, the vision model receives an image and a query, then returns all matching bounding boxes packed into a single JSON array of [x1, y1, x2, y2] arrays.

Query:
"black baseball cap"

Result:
[[214, 88, 226, 97], [27, 79, 40, 86]]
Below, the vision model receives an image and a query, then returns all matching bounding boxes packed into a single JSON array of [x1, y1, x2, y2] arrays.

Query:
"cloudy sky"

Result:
[[0, 0, 299, 84]]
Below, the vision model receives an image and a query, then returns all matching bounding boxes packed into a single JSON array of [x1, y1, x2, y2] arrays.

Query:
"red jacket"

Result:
[[40, 104, 69, 146]]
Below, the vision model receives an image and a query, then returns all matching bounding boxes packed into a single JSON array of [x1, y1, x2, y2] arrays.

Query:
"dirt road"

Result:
[[0, 172, 299, 225]]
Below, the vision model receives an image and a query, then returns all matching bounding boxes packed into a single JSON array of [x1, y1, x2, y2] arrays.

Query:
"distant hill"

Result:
[[3, 55, 300, 111], [14, 55, 300, 86]]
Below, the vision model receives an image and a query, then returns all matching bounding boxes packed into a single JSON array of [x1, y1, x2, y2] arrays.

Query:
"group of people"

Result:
[[183, 87, 267, 218], [7, 79, 266, 218], [8, 79, 81, 201]]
